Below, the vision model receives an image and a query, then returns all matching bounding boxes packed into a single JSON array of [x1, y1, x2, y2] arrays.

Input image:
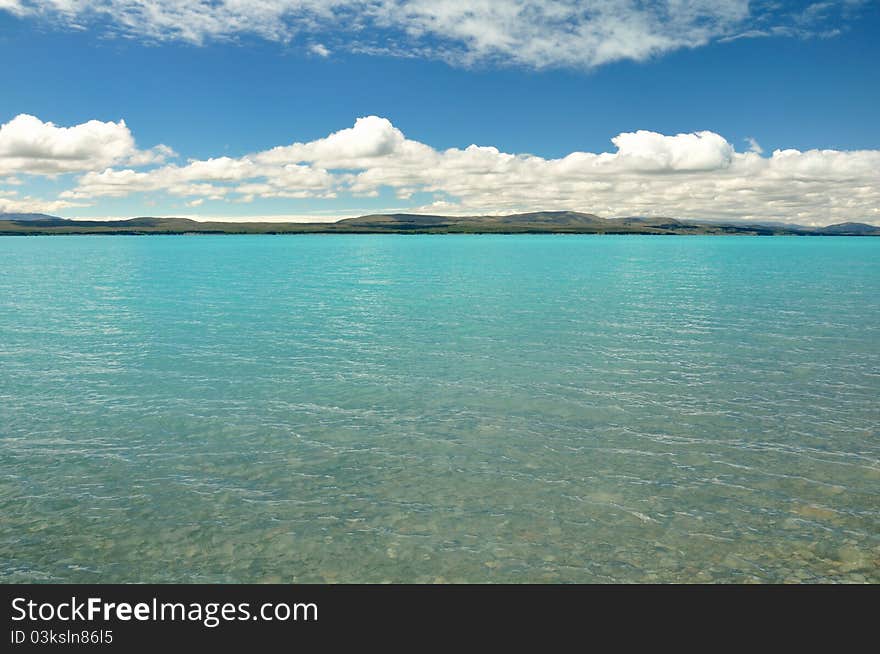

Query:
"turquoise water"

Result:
[[1, 234, 878, 583]]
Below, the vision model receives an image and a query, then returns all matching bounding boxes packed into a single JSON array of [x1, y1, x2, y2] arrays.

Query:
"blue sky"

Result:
[[0, 1, 878, 224]]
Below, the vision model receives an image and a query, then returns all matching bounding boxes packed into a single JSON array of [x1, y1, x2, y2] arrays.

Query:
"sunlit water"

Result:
[[1, 234, 878, 583]]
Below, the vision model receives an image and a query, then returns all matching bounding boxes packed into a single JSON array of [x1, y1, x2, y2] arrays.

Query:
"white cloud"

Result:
[[0, 1, 26, 17], [0, 192, 83, 214], [608, 130, 734, 171], [257, 116, 407, 164], [49, 115, 880, 226], [1, 1, 864, 69], [745, 136, 764, 154], [309, 43, 331, 57], [127, 143, 177, 166], [0, 114, 173, 175]]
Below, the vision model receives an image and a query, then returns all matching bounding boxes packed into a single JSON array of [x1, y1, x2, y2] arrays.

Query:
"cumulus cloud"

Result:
[[0, 1, 865, 69], [0, 191, 83, 214], [257, 116, 408, 165], [0, 114, 173, 175], [44, 115, 879, 226], [609, 130, 734, 171]]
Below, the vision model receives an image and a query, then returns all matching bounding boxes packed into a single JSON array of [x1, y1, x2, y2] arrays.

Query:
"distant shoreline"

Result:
[[2, 211, 878, 236]]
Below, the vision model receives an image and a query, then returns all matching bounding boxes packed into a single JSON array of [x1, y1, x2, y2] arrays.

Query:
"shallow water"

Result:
[[1, 234, 878, 583]]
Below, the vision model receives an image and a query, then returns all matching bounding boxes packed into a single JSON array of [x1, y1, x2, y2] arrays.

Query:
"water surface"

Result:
[[1, 235, 878, 582]]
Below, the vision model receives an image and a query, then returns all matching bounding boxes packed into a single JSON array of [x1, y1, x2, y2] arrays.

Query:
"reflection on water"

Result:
[[0, 235, 878, 582]]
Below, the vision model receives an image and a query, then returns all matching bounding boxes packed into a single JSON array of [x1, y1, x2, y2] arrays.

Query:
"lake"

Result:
[[1, 234, 877, 582]]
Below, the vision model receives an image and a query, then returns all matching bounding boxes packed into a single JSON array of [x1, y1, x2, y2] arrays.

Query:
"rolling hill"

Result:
[[1, 212, 878, 236]]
